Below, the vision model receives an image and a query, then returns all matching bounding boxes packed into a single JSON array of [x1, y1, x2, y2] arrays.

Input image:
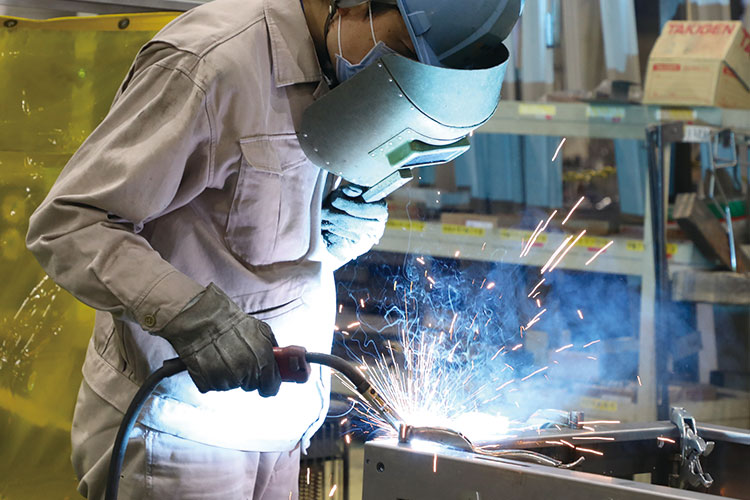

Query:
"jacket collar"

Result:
[[264, 0, 323, 87]]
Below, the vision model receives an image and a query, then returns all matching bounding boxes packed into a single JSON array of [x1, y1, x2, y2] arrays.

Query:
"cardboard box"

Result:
[[644, 21, 750, 108]]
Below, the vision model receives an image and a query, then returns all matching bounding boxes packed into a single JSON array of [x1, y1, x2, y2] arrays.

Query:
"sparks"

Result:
[[551, 137, 567, 162], [525, 309, 547, 329], [577, 309, 584, 320], [657, 436, 676, 444], [433, 453, 438, 473], [338, 304, 343, 314], [306, 467, 311, 485], [583, 340, 600, 348], [562, 196, 585, 225], [347, 321, 361, 329], [496, 379, 516, 391], [345, 434, 351, 445], [540, 236, 573, 274], [587, 356, 598, 360], [555, 344, 573, 353], [585, 240, 614, 266], [427, 276, 436, 285], [637, 375, 642, 386], [329, 484, 338, 497], [359, 298, 366, 308], [528, 279, 546, 298], [448, 313, 458, 339], [416, 257, 426, 265], [548, 230, 586, 273], [579, 420, 621, 425], [572, 436, 615, 441], [560, 439, 575, 449], [454, 250, 461, 258], [522, 366, 548, 381], [576, 447, 604, 456], [520, 219, 545, 257], [512, 343, 523, 351]]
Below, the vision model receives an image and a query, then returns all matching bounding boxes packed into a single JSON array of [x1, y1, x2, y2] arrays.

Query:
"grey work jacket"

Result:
[[27, 0, 337, 451]]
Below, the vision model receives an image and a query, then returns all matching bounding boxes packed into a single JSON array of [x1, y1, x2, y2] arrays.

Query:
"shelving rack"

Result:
[[376, 100, 750, 426]]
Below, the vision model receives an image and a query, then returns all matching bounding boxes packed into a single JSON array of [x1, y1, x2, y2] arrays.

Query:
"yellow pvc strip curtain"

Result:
[[0, 12, 176, 499]]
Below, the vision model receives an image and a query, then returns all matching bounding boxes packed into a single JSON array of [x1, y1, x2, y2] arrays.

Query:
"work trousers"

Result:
[[71, 381, 301, 500]]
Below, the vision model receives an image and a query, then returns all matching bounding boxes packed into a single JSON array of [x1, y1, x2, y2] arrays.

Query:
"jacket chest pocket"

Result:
[[226, 134, 320, 267]]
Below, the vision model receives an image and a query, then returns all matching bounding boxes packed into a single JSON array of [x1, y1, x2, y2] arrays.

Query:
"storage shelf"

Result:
[[480, 101, 750, 140], [375, 220, 711, 276]]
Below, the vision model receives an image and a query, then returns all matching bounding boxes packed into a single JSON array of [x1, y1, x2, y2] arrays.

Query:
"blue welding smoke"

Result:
[[333, 249, 649, 440]]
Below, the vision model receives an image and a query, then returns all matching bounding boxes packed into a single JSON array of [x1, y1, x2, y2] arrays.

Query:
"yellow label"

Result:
[[442, 224, 486, 237], [577, 236, 612, 249], [586, 105, 626, 121], [386, 219, 425, 232], [518, 103, 557, 118], [579, 396, 618, 413], [624, 240, 677, 255], [500, 229, 548, 244], [626, 240, 645, 252], [657, 107, 696, 122]]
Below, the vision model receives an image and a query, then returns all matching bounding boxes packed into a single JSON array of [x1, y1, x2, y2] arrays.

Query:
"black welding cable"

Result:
[[104, 357, 186, 500], [106, 351, 368, 500]]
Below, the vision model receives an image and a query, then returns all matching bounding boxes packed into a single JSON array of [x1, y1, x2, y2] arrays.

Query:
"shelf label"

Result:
[[442, 224, 486, 237], [586, 105, 626, 122], [683, 125, 711, 143], [386, 219, 425, 232], [624, 240, 677, 256], [626, 240, 645, 252], [518, 103, 557, 119], [657, 107, 696, 122], [576, 236, 612, 249], [579, 396, 618, 413]]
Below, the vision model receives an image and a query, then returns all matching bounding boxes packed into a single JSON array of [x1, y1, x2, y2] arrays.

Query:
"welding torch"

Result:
[[105, 346, 401, 500]]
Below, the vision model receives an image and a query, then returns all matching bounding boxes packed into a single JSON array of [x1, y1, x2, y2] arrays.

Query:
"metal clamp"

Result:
[[670, 407, 715, 489]]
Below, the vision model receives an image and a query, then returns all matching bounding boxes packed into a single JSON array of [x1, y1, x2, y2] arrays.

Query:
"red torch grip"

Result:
[[273, 346, 311, 384]]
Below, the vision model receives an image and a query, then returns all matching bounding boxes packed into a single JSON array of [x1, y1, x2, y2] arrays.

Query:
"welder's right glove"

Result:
[[156, 283, 282, 396]]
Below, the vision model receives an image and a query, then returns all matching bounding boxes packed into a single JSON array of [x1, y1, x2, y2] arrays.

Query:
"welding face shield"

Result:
[[298, 49, 510, 202]]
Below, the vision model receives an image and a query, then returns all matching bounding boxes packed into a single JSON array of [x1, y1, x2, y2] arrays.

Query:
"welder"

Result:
[[26, 0, 521, 498]]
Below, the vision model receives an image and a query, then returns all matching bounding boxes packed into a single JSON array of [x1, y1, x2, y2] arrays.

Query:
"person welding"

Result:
[[25, 0, 521, 498]]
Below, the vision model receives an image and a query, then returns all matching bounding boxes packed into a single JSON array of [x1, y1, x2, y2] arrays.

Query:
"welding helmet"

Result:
[[298, 1, 523, 201]]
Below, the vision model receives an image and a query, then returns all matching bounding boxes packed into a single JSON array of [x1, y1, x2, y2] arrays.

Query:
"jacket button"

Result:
[[143, 314, 157, 328]]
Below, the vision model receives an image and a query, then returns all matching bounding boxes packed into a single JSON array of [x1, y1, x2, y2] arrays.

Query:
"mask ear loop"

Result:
[[368, 1, 378, 45], [337, 12, 344, 58]]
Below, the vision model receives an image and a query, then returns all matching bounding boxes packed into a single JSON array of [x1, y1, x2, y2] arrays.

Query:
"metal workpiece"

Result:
[[363, 418, 750, 500], [363, 439, 716, 500]]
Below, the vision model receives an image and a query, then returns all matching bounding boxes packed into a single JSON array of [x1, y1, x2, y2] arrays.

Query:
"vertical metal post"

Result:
[[646, 126, 671, 420]]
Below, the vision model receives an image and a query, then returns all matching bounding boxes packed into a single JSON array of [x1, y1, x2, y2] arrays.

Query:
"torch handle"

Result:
[[273, 346, 311, 383]]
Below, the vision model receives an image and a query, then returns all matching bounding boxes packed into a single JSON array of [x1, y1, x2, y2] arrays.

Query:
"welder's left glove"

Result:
[[322, 184, 388, 267]]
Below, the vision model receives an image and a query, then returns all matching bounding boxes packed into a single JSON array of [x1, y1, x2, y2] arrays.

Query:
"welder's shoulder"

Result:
[[135, 0, 268, 87]]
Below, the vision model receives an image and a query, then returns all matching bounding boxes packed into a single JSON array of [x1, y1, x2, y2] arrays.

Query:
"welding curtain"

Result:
[[0, 13, 176, 499]]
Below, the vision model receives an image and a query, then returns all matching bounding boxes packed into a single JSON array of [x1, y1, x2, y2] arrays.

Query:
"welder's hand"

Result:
[[157, 283, 281, 396], [321, 184, 388, 265]]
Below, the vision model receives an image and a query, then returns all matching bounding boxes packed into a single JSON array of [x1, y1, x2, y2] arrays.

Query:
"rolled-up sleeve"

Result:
[[27, 54, 213, 332]]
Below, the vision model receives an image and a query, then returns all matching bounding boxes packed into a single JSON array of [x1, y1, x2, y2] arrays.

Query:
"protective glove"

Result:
[[321, 184, 388, 265], [157, 283, 281, 396]]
